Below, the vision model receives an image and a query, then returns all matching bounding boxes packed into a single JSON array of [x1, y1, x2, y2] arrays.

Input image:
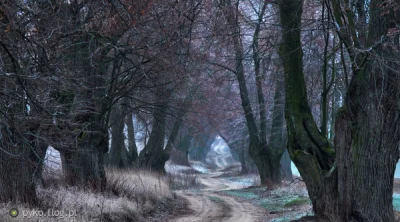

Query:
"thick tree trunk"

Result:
[[263, 156, 282, 189], [164, 110, 184, 156], [109, 105, 129, 168], [221, 1, 279, 186], [56, 26, 110, 191], [333, 2, 400, 219], [0, 13, 43, 205], [61, 147, 107, 191], [136, 105, 169, 173], [279, 0, 337, 217], [189, 133, 215, 162], [177, 131, 193, 164], [62, 113, 108, 191], [335, 61, 400, 221], [267, 78, 287, 185], [280, 0, 400, 220], [333, 1, 400, 220], [0, 125, 39, 205], [237, 148, 248, 174], [165, 88, 194, 153], [251, 0, 282, 186], [0, 148, 37, 205], [32, 142, 48, 187], [230, 143, 249, 174], [124, 97, 138, 164]]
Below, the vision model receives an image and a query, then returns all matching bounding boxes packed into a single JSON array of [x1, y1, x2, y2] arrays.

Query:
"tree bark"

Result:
[[32, 142, 48, 187], [335, 56, 400, 222], [165, 111, 185, 153], [268, 78, 287, 184], [280, 0, 400, 220], [136, 104, 169, 173], [279, 0, 337, 216], [61, 148, 107, 191], [189, 133, 215, 162], [333, 0, 400, 220], [221, 0, 283, 186], [173, 130, 193, 166], [0, 124, 41, 205], [61, 115, 108, 191], [237, 148, 248, 174], [108, 103, 129, 168]]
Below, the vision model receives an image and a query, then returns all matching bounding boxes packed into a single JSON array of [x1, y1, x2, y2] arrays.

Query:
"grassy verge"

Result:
[[165, 161, 202, 190], [283, 197, 310, 207], [219, 180, 313, 221], [0, 168, 186, 222]]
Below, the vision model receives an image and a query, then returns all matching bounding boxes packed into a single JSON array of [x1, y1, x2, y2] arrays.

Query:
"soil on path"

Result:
[[170, 169, 266, 222]]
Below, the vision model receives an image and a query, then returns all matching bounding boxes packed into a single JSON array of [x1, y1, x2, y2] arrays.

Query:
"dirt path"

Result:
[[170, 171, 265, 222]]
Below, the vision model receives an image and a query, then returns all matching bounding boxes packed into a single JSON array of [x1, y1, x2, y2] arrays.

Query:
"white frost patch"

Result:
[[190, 161, 210, 173], [165, 160, 193, 174], [224, 174, 260, 188]]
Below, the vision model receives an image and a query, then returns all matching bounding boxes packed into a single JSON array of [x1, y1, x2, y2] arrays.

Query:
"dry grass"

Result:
[[167, 171, 201, 190], [106, 168, 171, 200], [0, 168, 177, 222], [165, 162, 202, 190]]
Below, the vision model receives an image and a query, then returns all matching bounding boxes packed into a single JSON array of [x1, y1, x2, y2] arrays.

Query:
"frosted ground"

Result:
[[43, 136, 400, 216]]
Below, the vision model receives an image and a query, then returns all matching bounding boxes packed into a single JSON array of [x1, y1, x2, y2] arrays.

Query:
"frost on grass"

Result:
[[223, 174, 261, 188], [189, 161, 210, 174], [0, 169, 174, 222], [165, 160, 202, 190], [220, 178, 313, 222]]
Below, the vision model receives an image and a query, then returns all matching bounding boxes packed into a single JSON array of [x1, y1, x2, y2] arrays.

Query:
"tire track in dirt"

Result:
[[170, 171, 265, 222], [172, 191, 230, 222]]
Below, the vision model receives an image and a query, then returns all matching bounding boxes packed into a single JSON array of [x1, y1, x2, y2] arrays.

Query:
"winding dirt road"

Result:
[[170, 170, 265, 222]]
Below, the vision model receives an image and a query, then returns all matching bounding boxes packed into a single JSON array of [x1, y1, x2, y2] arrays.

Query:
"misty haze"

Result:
[[1, 0, 400, 222]]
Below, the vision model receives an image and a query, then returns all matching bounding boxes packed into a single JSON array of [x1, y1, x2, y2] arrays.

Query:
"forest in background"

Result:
[[0, 0, 400, 221]]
